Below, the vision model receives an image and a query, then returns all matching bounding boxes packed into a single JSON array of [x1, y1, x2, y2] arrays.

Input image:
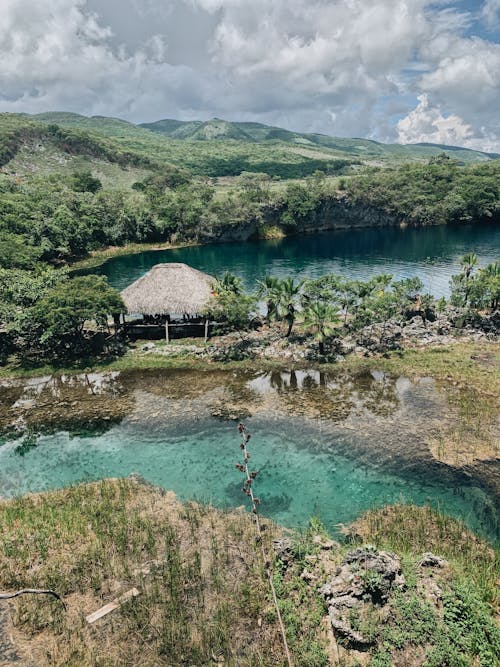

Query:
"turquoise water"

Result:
[[0, 371, 497, 541], [94, 223, 500, 296]]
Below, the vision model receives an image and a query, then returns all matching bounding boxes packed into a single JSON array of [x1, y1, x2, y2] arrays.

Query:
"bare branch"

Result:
[[0, 589, 66, 610]]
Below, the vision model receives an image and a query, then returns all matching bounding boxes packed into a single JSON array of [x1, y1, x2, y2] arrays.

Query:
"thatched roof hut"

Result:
[[121, 263, 215, 316]]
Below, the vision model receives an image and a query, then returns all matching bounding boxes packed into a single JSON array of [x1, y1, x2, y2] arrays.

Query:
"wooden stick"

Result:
[[0, 589, 66, 610], [86, 588, 140, 624], [165, 320, 169, 343]]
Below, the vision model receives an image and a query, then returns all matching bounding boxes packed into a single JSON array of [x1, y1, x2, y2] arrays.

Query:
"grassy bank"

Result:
[[69, 240, 202, 271], [0, 479, 498, 666], [1, 339, 497, 385]]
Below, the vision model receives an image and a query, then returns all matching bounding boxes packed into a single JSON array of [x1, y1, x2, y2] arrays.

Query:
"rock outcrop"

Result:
[[320, 548, 406, 649]]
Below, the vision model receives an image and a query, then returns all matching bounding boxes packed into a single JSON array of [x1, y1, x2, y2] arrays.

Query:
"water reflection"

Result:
[[0, 368, 498, 541]]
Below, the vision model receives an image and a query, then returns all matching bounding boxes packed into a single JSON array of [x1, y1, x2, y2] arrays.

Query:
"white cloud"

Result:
[[0, 0, 498, 150], [397, 94, 473, 146], [481, 0, 500, 28]]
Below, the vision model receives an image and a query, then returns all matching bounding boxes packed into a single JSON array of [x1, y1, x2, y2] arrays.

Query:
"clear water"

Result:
[[1, 370, 498, 542], [93, 223, 500, 297]]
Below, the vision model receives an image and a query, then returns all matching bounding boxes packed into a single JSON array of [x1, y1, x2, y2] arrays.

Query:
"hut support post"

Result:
[[204, 318, 209, 342], [165, 320, 169, 343]]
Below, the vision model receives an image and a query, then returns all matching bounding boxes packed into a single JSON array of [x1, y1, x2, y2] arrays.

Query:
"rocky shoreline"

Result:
[[141, 307, 499, 364]]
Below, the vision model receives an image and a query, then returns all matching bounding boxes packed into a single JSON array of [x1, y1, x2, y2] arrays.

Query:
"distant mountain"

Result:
[[141, 116, 498, 163], [141, 118, 255, 142], [1, 112, 497, 183]]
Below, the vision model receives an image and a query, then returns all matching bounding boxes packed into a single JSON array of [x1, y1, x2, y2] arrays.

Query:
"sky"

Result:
[[1, 0, 499, 150]]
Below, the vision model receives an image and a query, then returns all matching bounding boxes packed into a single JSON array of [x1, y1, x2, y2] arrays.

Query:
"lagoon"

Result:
[[94, 223, 500, 296]]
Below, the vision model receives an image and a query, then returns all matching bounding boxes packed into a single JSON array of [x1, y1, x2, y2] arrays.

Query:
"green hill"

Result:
[[1, 113, 356, 180], [0, 113, 190, 187], [141, 116, 497, 164], [1, 112, 497, 184]]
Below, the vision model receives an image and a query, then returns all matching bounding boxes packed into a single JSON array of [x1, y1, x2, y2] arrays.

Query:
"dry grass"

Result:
[[1, 482, 498, 666], [0, 479, 285, 666]]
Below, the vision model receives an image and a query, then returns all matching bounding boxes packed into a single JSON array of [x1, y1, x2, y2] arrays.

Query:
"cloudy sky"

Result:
[[1, 0, 499, 150]]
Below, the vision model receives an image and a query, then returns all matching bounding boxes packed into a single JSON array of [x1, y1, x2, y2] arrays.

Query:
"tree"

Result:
[[0, 232, 42, 269], [460, 253, 478, 279], [203, 290, 257, 334], [213, 272, 244, 295], [206, 272, 255, 333], [450, 253, 479, 308], [280, 183, 317, 227], [71, 171, 102, 194], [302, 302, 339, 355], [276, 277, 303, 337], [391, 277, 434, 321], [350, 274, 393, 329], [256, 275, 281, 323], [468, 261, 500, 312], [21, 276, 124, 360], [237, 172, 271, 203]]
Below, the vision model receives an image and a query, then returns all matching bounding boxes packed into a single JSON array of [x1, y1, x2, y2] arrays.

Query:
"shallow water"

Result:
[[93, 223, 500, 296], [0, 369, 498, 541]]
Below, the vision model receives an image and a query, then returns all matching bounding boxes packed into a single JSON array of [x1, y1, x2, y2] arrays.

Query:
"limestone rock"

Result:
[[420, 552, 448, 568], [320, 547, 406, 650], [272, 537, 293, 563]]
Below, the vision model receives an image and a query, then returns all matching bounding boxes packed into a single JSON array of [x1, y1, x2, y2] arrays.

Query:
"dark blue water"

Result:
[[94, 223, 500, 296]]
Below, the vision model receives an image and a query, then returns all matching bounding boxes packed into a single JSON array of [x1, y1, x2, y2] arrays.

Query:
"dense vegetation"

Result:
[[207, 257, 499, 343], [1, 253, 497, 366], [1, 157, 498, 270], [345, 156, 500, 226]]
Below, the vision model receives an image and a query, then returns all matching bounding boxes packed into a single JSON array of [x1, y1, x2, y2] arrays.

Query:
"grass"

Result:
[[1, 482, 498, 666], [0, 479, 285, 666], [4, 141, 150, 190], [1, 339, 497, 396]]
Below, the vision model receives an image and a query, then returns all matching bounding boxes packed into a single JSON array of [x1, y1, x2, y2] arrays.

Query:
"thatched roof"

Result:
[[121, 263, 215, 316]]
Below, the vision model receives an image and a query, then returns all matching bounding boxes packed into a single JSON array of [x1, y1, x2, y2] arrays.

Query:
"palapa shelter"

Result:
[[120, 263, 215, 340]]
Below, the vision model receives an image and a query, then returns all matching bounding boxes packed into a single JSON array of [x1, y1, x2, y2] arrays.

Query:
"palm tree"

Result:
[[213, 271, 244, 295], [476, 260, 500, 311], [460, 253, 478, 279], [332, 277, 357, 325], [302, 302, 339, 355], [256, 275, 281, 323], [457, 252, 478, 306], [277, 277, 303, 337]]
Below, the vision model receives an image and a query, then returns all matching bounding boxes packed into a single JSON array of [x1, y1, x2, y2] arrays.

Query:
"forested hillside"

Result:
[[0, 133, 498, 269]]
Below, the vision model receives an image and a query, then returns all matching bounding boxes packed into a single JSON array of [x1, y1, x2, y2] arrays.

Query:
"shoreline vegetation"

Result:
[[69, 239, 202, 271]]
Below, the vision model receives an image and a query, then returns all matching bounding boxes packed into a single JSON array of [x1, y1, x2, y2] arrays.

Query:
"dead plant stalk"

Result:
[[236, 422, 293, 667]]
